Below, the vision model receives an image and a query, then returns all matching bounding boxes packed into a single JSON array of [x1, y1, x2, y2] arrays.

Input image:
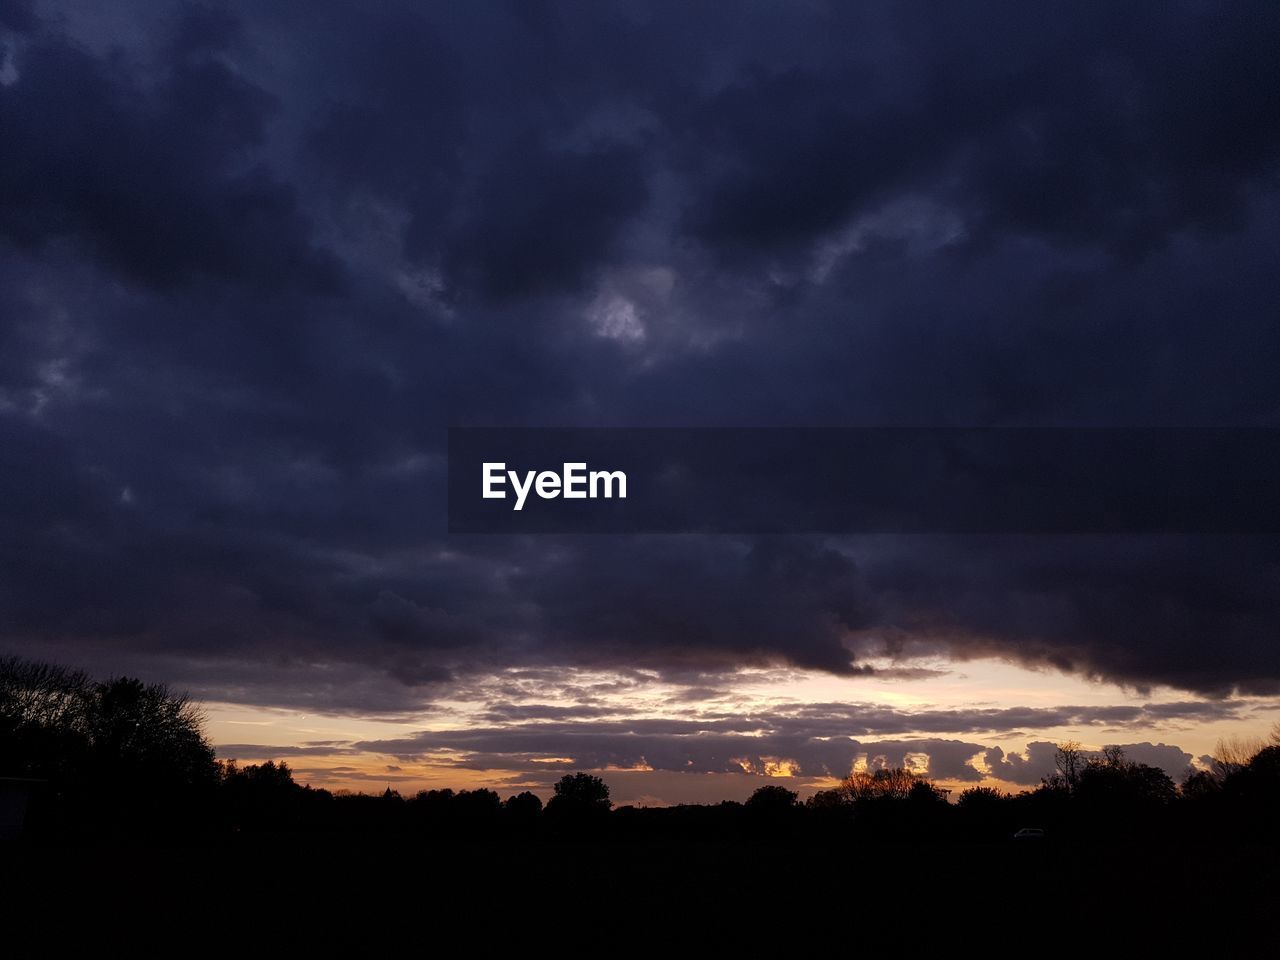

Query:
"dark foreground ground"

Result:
[[2, 834, 1274, 952]]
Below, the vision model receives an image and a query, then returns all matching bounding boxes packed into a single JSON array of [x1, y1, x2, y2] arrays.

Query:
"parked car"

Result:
[[1012, 827, 1046, 840]]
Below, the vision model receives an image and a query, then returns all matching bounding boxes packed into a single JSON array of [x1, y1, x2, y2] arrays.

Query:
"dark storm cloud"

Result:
[[846, 535, 1280, 696], [426, 136, 651, 302], [678, 1, 1280, 264], [0, 0, 34, 32], [0, 11, 340, 293], [3, 2, 1280, 711], [509, 537, 875, 674]]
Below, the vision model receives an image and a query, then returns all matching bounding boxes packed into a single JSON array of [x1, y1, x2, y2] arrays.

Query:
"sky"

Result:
[[2, 0, 1279, 804]]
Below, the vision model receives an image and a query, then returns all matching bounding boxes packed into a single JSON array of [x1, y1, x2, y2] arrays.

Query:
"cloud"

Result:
[[982, 740, 1195, 785], [0, 12, 340, 293], [424, 134, 651, 302], [1, 1, 1280, 719], [0, 0, 34, 33], [216, 743, 356, 759], [335, 699, 1232, 785]]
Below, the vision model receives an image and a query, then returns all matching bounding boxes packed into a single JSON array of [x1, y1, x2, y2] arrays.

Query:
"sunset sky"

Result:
[[3, 1, 1279, 804]]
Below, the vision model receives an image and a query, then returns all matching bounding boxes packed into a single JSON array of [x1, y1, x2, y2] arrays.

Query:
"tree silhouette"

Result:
[[1075, 745, 1177, 810], [1211, 734, 1266, 781], [9, 653, 1280, 851], [1, 656, 218, 835], [804, 788, 847, 810], [840, 766, 924, 803], [957, 786, 1004, 810], [745, 784, 799, 813], [88, 676, 217, 792], [1218, 743, 1280, 827], [907, 778, 947, 805], [1044, 740, 1085, 793], [1181, 768, 1219, 800], [454, 788, 502, 823], [0, 656, 92, 783], [545, 771, 611, 825], [552, 771, 610, 807], [504, 790, 543, 819]]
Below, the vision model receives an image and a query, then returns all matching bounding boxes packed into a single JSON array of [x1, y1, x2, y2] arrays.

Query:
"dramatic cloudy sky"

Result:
[[3, 1, 1279, 802]]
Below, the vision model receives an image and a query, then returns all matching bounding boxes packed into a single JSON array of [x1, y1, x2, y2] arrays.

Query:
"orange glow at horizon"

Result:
[[202, 656, 1280, 805]]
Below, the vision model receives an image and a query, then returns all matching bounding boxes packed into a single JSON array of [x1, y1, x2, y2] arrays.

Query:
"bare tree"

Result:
[[0, 656, 91, 734], [1212, 734, 1265, 781], [839, 766, 926, 803], [1, 655, 218, 799], [1054, 741, 1085, 792], [1101, 744, 1126, 769]]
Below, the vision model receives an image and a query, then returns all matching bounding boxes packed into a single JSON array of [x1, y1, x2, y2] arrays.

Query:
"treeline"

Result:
[[3, 655, 1279, 844], [0, 656, 217, 836], [166, 736, 1280, 845]]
